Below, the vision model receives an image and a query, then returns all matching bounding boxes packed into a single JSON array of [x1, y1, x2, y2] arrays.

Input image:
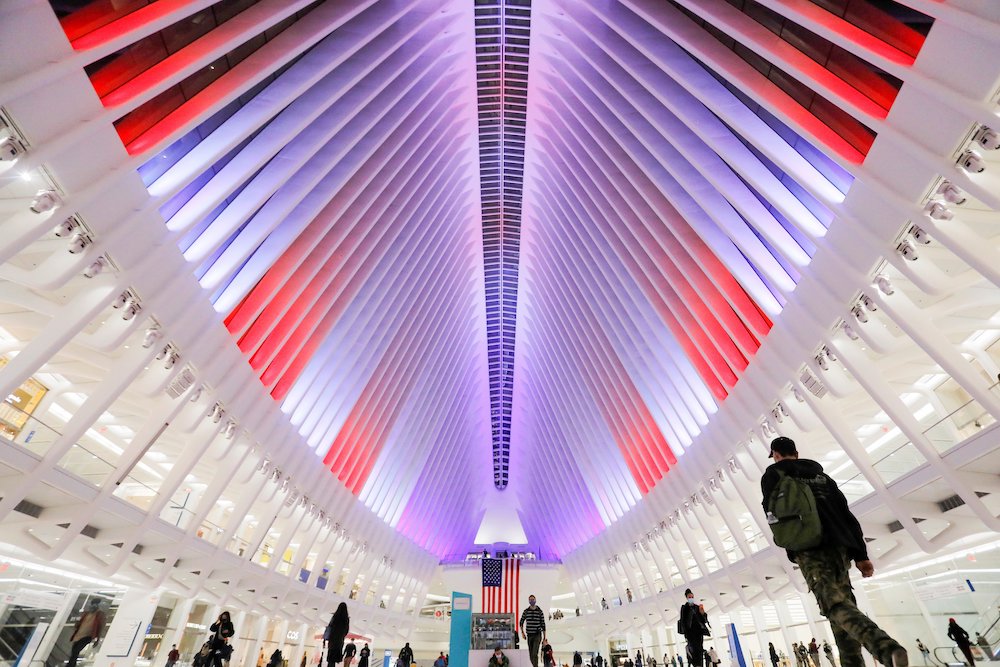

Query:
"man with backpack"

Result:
[[762, 437, 907, 667]]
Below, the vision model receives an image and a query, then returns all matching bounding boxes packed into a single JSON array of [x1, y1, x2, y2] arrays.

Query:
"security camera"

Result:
[[83, 258, 105, 278], [897, 240, 919, 261], [53, 216, 79, 238], [937, 181, 966, 205], [67, 232, 90, 254], [122, 302, 141, 321], [30, 190, 61, 214], [851, 304, 869, 324], [874, 275, 894, 295], [112, 290, 130, 309], [142, 327, 161, 348], [0, 136, 24, 161], [924, 202, 953, 221], [958, 149, 985, 173], [974, 125, 999, 151], [910, 225, 932, 245]]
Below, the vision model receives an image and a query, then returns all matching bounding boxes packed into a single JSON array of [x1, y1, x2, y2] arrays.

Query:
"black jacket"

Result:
[[761, 458, 868, 562], [679, 603, 708, 639], [326, 603, 349, 666], [210, 620, 234, 650], [948, 622, 970, 645]]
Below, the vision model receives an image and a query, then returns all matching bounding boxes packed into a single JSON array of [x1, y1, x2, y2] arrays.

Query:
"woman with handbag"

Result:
[[678, 589, 710, 667]]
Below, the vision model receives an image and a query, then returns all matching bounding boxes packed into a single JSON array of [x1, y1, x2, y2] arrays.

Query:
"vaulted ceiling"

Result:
[[8, 0, 997, 573]]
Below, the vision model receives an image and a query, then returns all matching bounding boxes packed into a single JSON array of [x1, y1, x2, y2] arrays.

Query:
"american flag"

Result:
[[481, 558, 520, 613]]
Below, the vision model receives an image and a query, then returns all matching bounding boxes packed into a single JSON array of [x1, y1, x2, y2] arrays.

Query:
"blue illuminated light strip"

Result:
[[476, 0, 531, 490]]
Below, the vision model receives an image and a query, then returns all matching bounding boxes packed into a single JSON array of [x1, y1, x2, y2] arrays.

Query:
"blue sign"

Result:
[[450, 592, 473, 667], [726, 623, 747, 667], [384, 649, 393, 667]]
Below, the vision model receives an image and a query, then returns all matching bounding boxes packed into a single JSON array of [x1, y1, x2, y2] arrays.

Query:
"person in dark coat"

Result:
[[359, 644, 371, 667], [210, 612, 235, 667], [948, 619, 976, 667], [769, 643, 780, 667], [344, 643, 357, 667], [325, 603, 349, 667], [269, 650, 284, 667], [679, 589, 709, 667], [399, 643, 414, 667], [67, 600, 106, 667]]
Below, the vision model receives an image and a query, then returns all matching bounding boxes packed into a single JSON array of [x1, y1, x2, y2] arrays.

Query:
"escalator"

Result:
[[0, 605, 56, 667]]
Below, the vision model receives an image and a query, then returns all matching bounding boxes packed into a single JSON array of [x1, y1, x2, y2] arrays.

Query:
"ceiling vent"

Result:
[[938, 494, 966, 512], [13, 499, 43, 517], [166, 367, 196, 398], [57, 522, 98, 539], [799, 369, 827, 397]]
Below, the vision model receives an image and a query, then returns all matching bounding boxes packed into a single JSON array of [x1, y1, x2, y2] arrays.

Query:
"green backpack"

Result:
[[766, 470, 823, 550]]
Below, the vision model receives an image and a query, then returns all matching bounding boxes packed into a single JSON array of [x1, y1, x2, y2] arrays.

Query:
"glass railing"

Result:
[[0, 409, 62, 458], [839, 381, 1000, 497]]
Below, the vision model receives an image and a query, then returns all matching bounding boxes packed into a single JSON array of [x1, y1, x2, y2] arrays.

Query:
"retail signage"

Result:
[[0, 357, 48, 439], [3, 590, 65, 611], [911, 578, 969, 601], [287, 631, 300, 641]]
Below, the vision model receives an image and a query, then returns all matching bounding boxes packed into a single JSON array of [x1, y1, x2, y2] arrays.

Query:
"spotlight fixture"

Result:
[[30, 190, 61, 214], [974, 125, 1000, 151], [910, 225, 932, 245], [859, 295, 877, 312], [142, 327, 161, 348], [67, 231, 91, 254], [897, 240, 919, 261], [792, 386, 806, 402], [210, 403, 224, 424], [937, 180, 966, 205], [53, 216, 79, 238], [164, 352, 178, 370], [851, 304, 869, 324], [224, 420, 237, 439], [82, 257, 105, 278], [121, 301, 140, 321], [874, 275, 894, 295], [815, 353, 829, 371], [958, 149, 985, 173], [155, 345, 170, 361], [842, 322, 860, 340], [112, 290, 130, 309], [0, 135, 24, 161], [189, 386, 202, 403], [924, 202, 953, 221]]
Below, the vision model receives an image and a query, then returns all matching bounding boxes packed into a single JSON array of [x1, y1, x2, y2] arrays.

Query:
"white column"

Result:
[[92, 588, 162, 667]]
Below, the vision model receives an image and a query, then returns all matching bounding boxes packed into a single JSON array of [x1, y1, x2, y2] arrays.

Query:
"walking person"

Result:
[[948, 619, 976, 667], [519, 594, 547, 667], [678, 589, 709, 667], [167, 644, 181, 667], [325, 603, 349, 667], [359, 645, 371, 667], [915, 641, 929, 665], [809, 640, 820, 667], [344, 643, 357, 667], [542, 640, 555, 667], [769, 643, 780, 667], [762, 437, 908, 667], [269, 650, 283, 667], [708, 648, 720, 667], [67, 599, 106, 667], [626, 588, 633, 603], [209, 612, 235, 667], [797, 642, 809, 667], [679, 654, 684, 667], [791, 644, 803, 667], [637, 651, 643, 667], [822, 642, 835, 667], [399, 644, 414, 667]]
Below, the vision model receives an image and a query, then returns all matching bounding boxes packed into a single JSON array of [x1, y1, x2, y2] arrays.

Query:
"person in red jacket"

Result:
[[67, 599, 105, 667], [167, 645, 181, 667]]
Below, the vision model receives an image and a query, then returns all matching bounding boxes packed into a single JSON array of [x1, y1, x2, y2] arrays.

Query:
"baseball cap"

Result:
[[768, 436, 797, 458]]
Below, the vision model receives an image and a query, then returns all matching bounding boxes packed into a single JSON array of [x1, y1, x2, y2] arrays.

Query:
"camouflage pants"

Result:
[[795, 548, 898, 667]]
